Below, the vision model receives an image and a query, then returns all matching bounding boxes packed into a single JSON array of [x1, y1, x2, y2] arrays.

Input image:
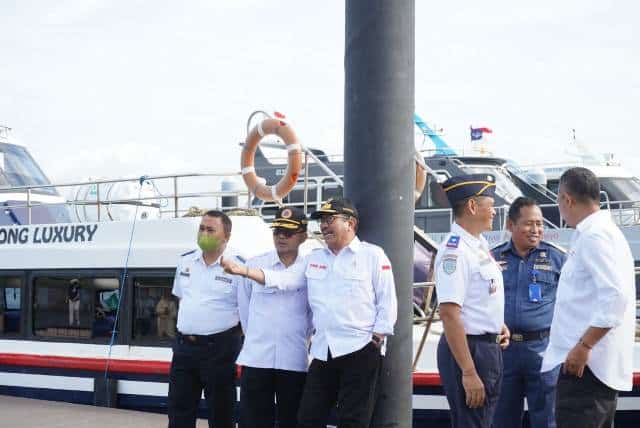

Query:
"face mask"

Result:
[[198, 234, 222, 253]]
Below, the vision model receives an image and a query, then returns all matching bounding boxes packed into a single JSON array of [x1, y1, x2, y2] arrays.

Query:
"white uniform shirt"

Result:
[[237, 250, 313, 372], [262, 237, 397, 361], [435, 223, 504, 334], [172, 248, 243, 335], [541, 211, 635, 391]]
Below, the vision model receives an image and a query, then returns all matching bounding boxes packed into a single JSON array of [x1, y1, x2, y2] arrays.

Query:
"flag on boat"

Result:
[[470, 126, 493, 141]]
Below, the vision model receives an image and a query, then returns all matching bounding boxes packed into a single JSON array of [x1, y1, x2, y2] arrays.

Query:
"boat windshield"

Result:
[[460, 165, 523, 204], [600, 177, 640, 203], [0, 142, 55, 194]]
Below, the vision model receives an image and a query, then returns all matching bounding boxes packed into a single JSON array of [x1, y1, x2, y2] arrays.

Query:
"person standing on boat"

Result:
[[435, 174, 510, 428], [491, 197, 566, 428], [541, 167, 635, 427], [67, 278, 81, 327], [222, 197, 397, 428], [236, 207, 312, 428], [168, 210, 244, 428]]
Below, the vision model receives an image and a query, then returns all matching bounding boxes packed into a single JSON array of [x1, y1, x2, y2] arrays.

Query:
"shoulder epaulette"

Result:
[[490, 240, 509, 251], [180, 249, 197, 257], [540, 240, 567, 254]]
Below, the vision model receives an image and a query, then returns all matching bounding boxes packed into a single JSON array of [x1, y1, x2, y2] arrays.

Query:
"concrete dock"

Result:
[[0, 396, 209, 427]]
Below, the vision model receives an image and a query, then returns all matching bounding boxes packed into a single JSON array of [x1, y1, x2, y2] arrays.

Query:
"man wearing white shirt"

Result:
[[541, 167, 635, 427], [169, 210, 244, 428], [237, 207, 312, 428], [223, 198, 398, 428]]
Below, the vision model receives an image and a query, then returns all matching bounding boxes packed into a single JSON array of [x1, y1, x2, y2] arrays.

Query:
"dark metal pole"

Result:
[[345, 1, 415, 427]]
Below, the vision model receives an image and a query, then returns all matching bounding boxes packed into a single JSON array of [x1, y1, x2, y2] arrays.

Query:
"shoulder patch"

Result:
[[446, 235, 460, 249], [181, 249, 197, 257], [442, 254, 458, 275]]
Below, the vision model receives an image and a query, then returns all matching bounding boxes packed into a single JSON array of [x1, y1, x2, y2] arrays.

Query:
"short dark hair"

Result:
[[508, 197, 538, 223], [559, 167, 600, 204], [203, 210, 232, 237], [452, 197, 470, 218]]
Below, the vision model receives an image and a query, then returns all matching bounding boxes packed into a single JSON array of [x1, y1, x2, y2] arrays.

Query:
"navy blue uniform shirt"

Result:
[[491, 240, 566, 332]]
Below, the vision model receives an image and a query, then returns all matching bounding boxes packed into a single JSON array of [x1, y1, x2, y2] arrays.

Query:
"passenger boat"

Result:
[[1, 121, 640, 426]]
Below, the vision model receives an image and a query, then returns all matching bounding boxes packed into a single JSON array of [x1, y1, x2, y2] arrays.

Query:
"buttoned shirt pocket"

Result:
[[476, 264, 500, 296], [340, 270, 367, 296], [535, 271, 558, 303]]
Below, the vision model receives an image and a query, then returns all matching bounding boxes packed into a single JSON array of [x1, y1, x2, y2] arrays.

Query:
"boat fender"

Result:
[[241, 114, 302, 202]]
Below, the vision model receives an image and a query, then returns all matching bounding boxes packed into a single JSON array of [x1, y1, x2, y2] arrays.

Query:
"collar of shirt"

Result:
[[501, 239, 544, 260], [575, 210, 608, 234], [320, 235, 362, 256], [193, 248, 230, 267], [451, 222, 486, 250], [267, 251, 303, 269]]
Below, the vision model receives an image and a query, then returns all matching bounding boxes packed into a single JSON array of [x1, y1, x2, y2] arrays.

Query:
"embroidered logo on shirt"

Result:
[[446, 236, 460, 249], [442, 255, 458, 274], [539, 251, 547, 258], [215, 275, 233, 284], [309, 263, 328, 270]]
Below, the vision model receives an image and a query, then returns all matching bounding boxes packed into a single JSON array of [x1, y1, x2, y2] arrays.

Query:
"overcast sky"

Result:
[[1, 0, 638, 184]]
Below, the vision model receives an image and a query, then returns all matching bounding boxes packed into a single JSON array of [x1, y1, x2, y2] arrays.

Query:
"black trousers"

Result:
[[556, 365, 618, 428], [297, 342, 382, 428], [168, 329, 242, 428], [239, 366, 307, 428], [437, 335, 503, 428]]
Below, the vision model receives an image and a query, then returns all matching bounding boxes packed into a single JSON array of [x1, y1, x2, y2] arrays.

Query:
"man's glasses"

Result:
[[273, 229, 303, 238], [319, 214, 349, 225]]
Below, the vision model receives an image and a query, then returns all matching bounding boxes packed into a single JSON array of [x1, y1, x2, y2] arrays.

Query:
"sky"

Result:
[[1, 0, 639, 185]]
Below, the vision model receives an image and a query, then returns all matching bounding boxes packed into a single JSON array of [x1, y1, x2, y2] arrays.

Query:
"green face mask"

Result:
[[198, 234, 222, 253]]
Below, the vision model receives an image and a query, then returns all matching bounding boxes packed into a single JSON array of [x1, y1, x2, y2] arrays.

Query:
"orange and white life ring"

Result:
[[415, 151, 427, 202], [241, 116, 302, 202]]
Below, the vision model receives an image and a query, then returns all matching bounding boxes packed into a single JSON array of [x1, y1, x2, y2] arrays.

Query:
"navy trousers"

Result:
[[438, 335, 503, 428], [493, 338, 560, 428], [239, 366, 306, 428], [168, 329, 242, 428]]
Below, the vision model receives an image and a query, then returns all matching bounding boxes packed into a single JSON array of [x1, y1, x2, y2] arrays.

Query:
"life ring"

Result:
[[415, 151, 427, 202], [241, 116, 302, 202]]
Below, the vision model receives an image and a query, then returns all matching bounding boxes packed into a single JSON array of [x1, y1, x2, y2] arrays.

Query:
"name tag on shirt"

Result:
[[533, 264, 552, 271], [179, 271, 190, 277], [215, 275, 233, 285], [528, 283, 542, 302]]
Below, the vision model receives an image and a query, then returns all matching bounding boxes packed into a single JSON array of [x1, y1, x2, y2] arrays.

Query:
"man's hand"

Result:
[[371, 332, 385, 348], [499, 324, 510, 350], [462, 370, 485, 408], [563, 342, 591, 377], [220, 256, 245, 276]]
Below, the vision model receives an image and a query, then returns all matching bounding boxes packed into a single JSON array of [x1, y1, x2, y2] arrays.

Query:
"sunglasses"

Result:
[[272, 229, 304, 238]]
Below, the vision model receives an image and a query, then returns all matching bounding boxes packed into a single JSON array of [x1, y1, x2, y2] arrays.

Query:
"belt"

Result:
[[178, 325, 241, 344], [510, 329, 550, 342], [466, 333, 501, 344]]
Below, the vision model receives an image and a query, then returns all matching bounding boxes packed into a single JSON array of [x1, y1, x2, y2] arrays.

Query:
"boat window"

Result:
[[599, 177, 640, 203], [460, 165, 522, 204], [133, 276, 178, 342], [32, 276, 120, 340], [0, 143, 56, 194], [0, 276, 22, 336]]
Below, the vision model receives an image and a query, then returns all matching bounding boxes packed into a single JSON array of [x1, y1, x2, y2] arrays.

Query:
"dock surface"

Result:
[[0, 395, 209, 427]]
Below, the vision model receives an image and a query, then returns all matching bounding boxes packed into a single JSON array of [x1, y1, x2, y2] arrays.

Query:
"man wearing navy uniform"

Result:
[[237, 207, 312, 428], [168, 210, 244, 428], [223, 198, 397, 428], [435, 174, 510, 428], [491, 197, 566, 428]]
